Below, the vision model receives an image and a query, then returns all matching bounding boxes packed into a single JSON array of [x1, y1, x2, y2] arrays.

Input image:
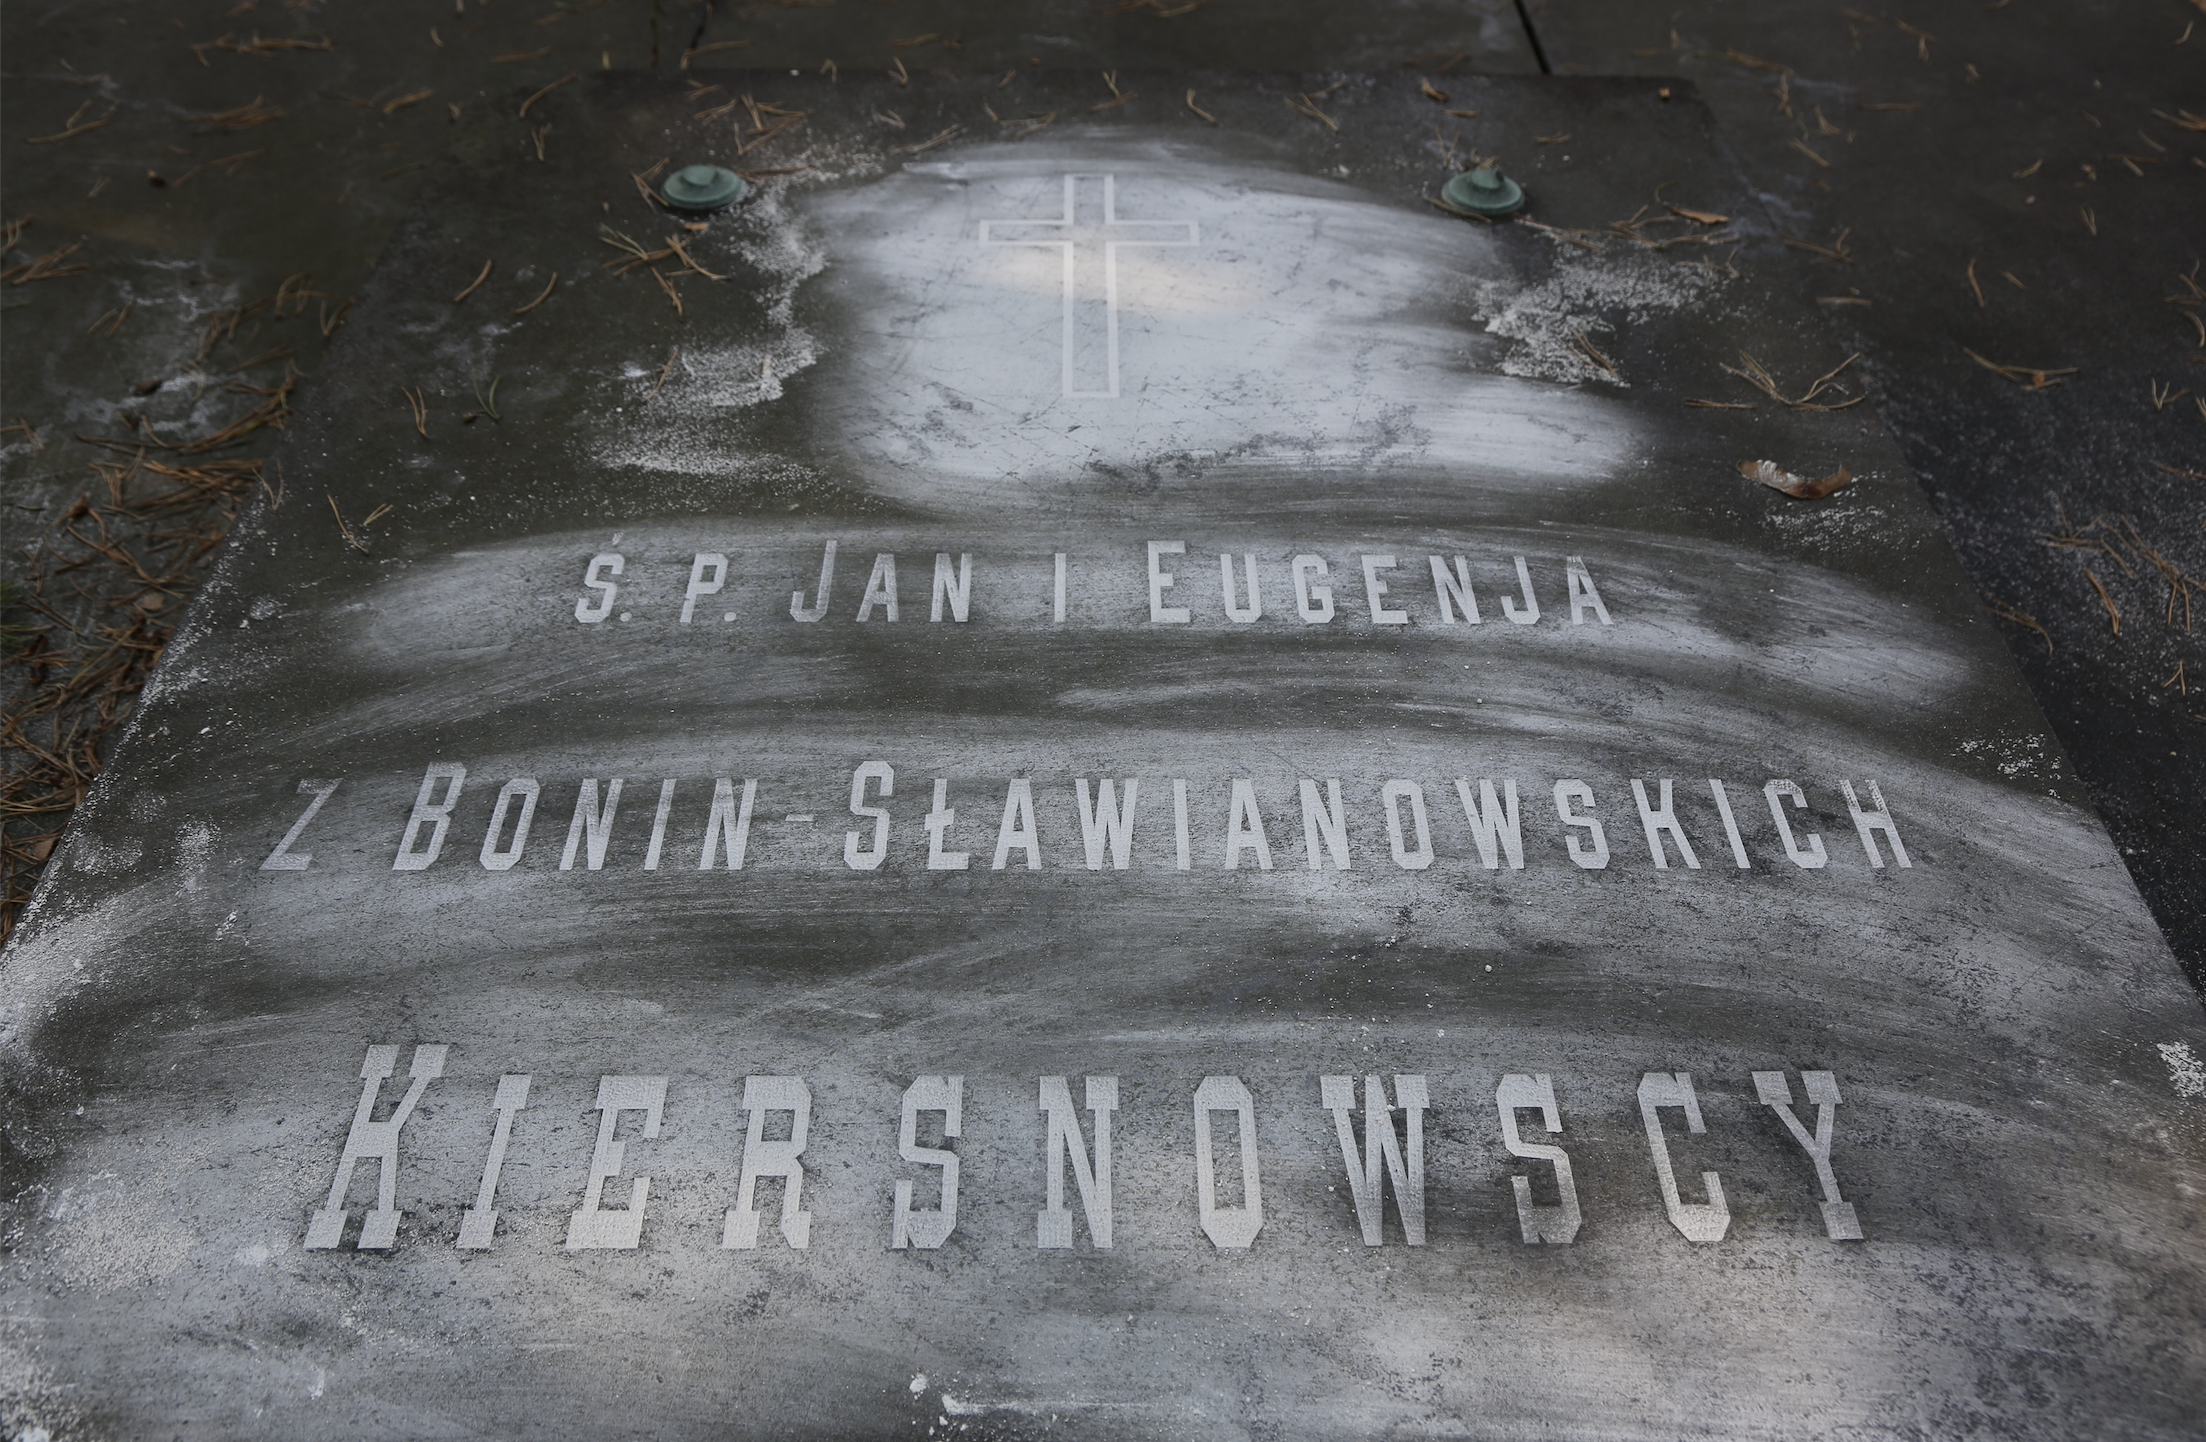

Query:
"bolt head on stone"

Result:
[[661, 164, 747, 213], [1442, 164, 1525, 218]]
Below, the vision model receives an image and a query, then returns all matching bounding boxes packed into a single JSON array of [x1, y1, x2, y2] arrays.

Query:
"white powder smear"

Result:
[[587, 175, 829, 477], [1476, 245, 1721, 387], [587, 135, 1662, 507], [2158, 1041, 2205, 1099]]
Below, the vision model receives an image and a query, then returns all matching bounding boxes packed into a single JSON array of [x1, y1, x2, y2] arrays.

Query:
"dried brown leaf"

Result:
[[1739, 459, 1854, 500]]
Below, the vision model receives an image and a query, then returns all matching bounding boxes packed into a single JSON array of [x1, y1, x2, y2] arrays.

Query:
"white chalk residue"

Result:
[[589, 136, 1658, 508], [1957, 732, 2052, 780], [1476, 246, 1718, 387], [2159, 1041, 2205, 1099], [586, 179, 828, 477], [66, 831, 143, 876], [176, 820, 216, 895], [940, 1393, 1159, 1418], [42, 1180, 196, 1291]]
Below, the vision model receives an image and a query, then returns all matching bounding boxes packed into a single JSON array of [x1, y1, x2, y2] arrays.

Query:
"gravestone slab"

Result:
[[3, 73, 2201, 1441]]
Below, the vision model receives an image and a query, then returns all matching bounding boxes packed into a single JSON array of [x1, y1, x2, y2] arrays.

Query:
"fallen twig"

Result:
[[512, 272, 559, 315], [1722, 351, 1865, 409], [1781, 228, 1854, 263], [892, 125, 962, 155], [28, 101, 118, 145], [1287, 93, 1339, 130], [327, 494, 370, 554], [1571, 327, 1620, 380], [1979, 590, 2053, 655], [651, 267, 684, 314], [2084, 568, 2121, 634], [187, 97, 286, 134], [647, 346, 679, 401], [1516, 215, 1605, 251], [1963, 346, 2076, 389], [192, 31, 333, 63], [518, 72, 578, 119], [6, 241, 90, 286], [453, 259, 493, 303]]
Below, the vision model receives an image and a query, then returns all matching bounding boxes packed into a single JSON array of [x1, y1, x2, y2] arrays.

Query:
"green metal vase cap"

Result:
[[662, 164, 747, 212], [1442, 164, 1525, 218]]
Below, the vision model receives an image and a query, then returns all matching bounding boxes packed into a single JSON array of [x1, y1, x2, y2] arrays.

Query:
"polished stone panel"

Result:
[[3, 74, 2199, 1440]]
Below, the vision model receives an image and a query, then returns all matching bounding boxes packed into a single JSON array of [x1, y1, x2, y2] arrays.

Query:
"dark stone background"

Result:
[[3, 0, 2200, 984]]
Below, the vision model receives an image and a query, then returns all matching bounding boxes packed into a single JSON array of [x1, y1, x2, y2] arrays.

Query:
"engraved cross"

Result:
[[978, 174, 1200, 398]]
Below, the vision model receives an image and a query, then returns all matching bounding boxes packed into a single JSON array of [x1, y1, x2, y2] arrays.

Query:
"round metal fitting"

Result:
[[1442, 165, 1525, 217], [661, 164, 747, 213]]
